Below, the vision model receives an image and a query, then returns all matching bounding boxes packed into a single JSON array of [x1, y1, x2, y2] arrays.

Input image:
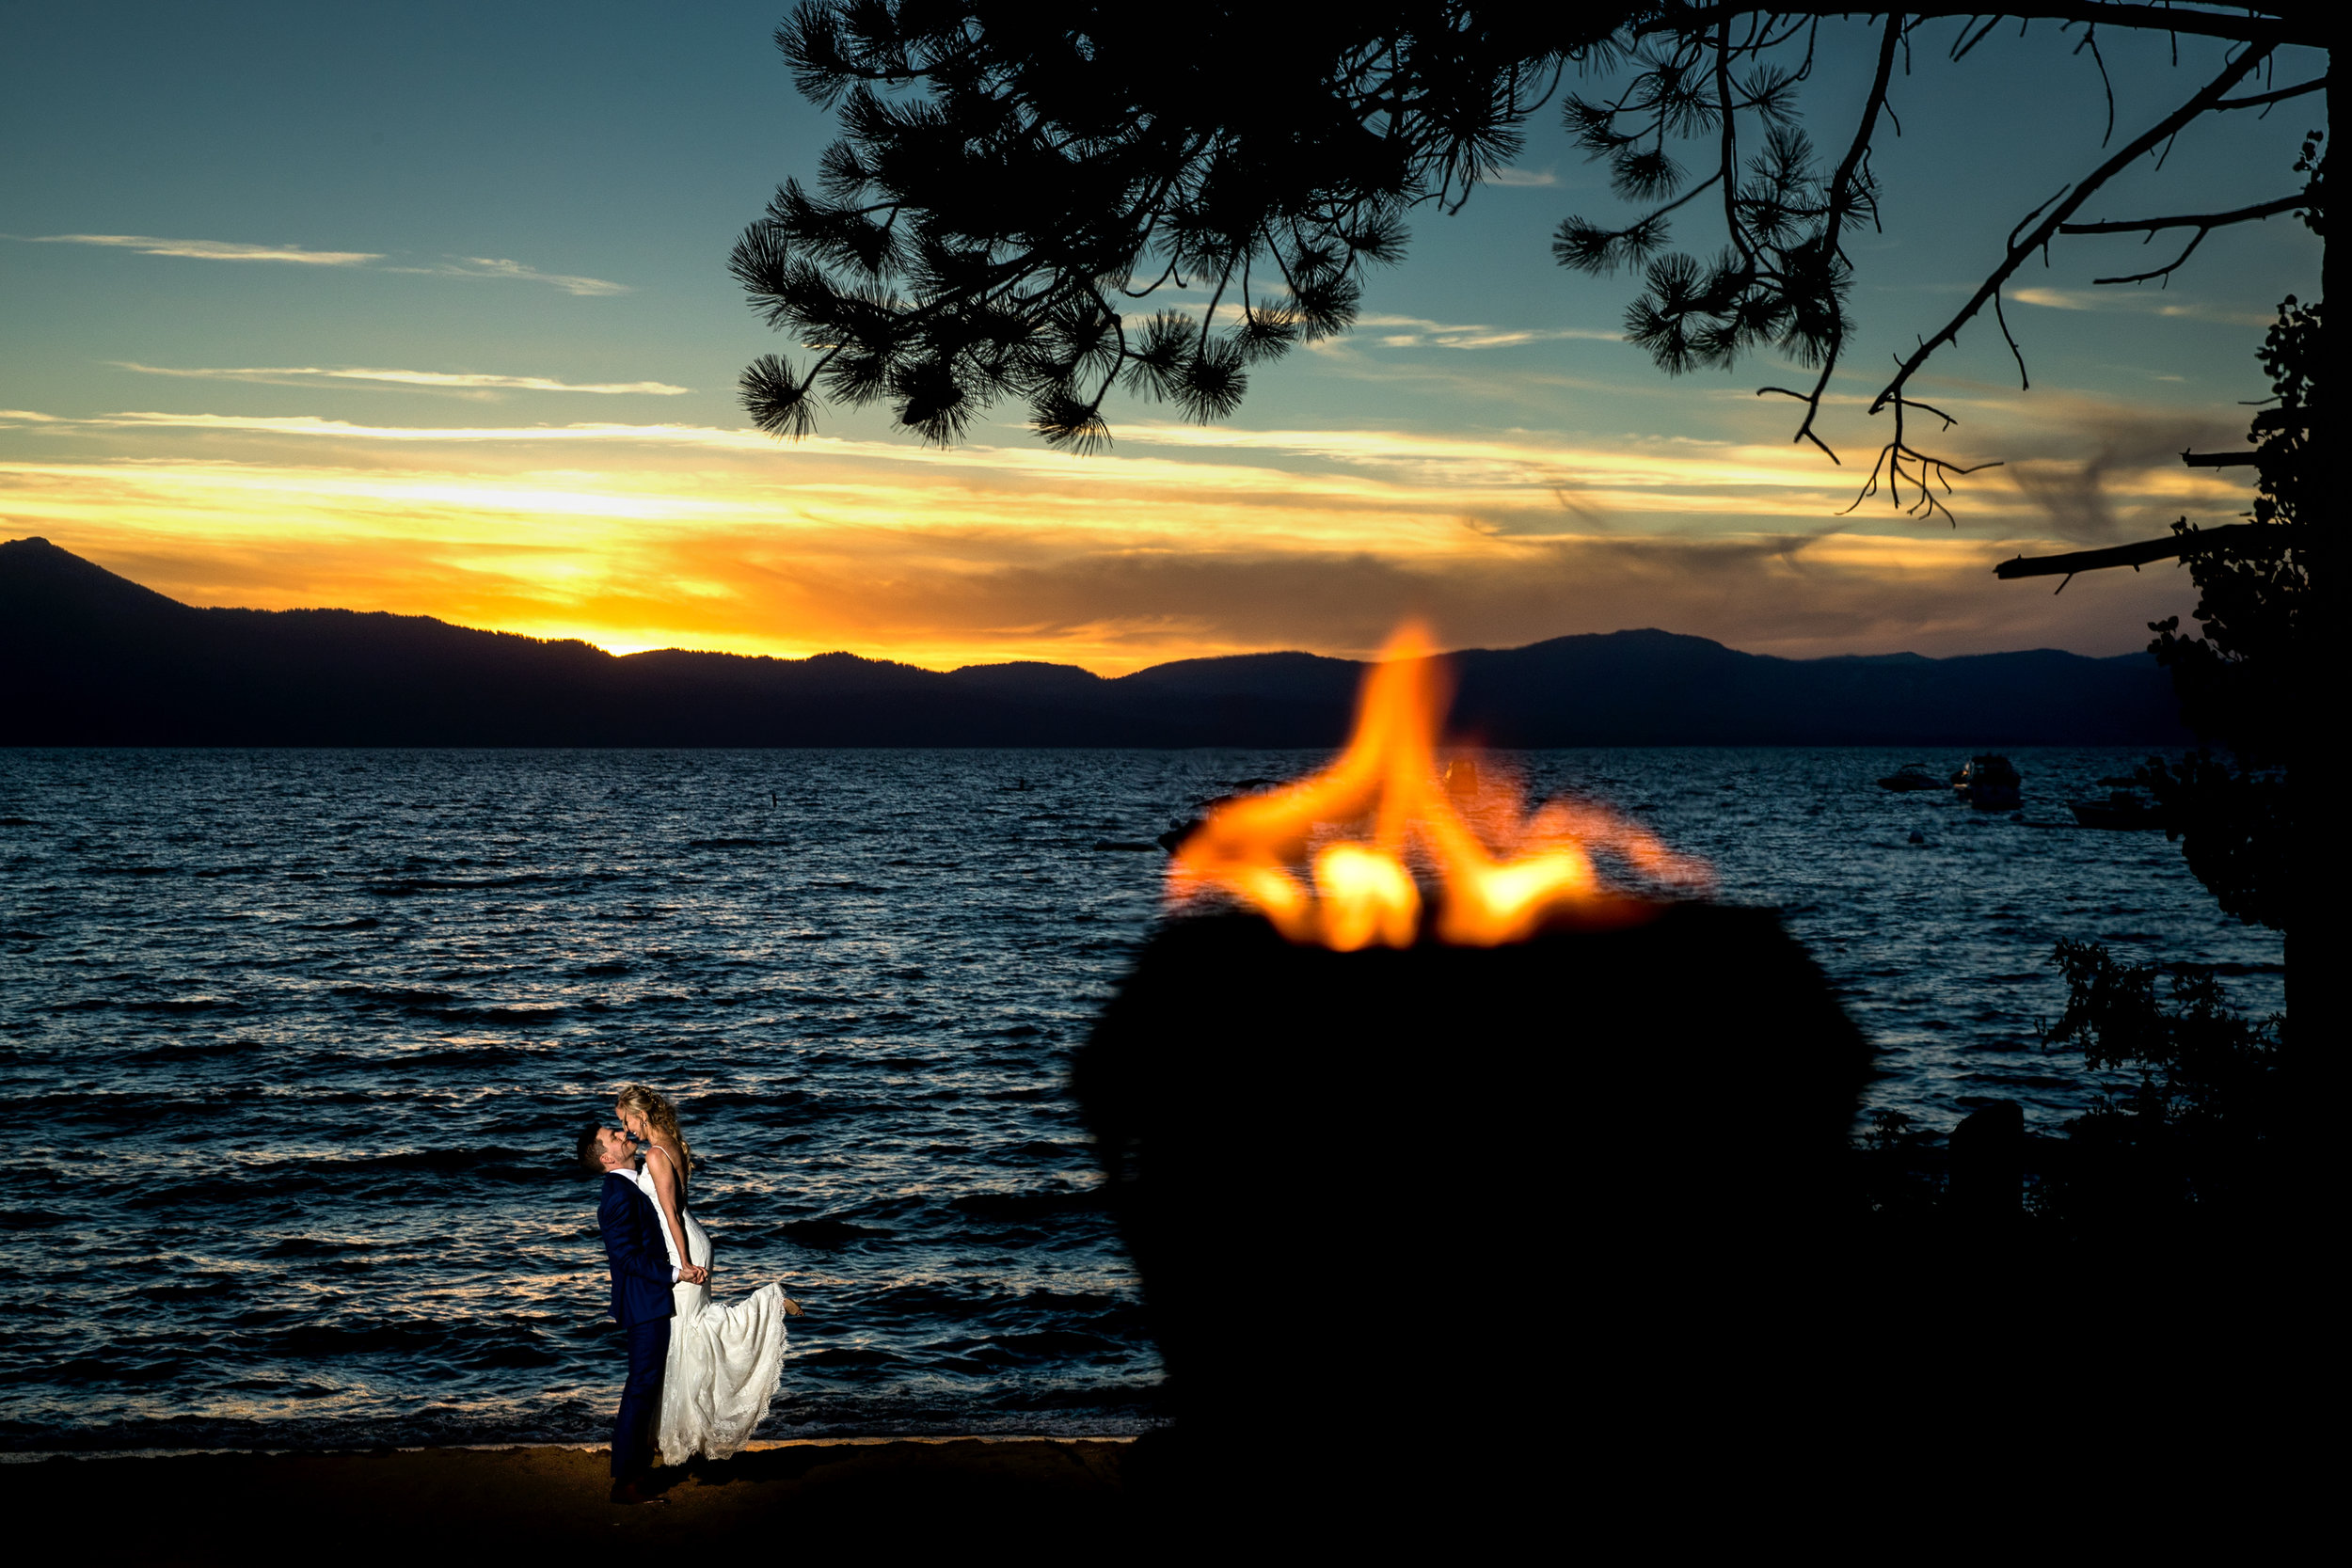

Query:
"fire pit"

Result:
[[1072, 628, 1872, 1452]]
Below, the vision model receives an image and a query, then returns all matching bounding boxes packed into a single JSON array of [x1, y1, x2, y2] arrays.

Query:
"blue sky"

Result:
[[0, 3, 2326, 669]]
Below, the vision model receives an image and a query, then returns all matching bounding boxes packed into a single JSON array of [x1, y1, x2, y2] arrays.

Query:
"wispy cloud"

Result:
[[1483, 166, 1559, 188], [384, 257, 630, 295], [56, 410, 1865, 518], [87, 412, 775, 447], [113, 363, 688, 396], [16, 233, 380, 264], [1113, 422, 1755, 497], [1355, 314, 1620, 350], [2010, 286, 2273, 328], [14, 406, 2239, 539], [8, 233, 628, 294]]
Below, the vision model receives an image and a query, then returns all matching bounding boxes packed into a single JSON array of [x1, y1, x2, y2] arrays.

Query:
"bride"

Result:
[[614, 1083, 802, 1465]]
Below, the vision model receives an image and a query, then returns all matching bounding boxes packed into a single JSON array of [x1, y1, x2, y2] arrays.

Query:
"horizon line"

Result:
[[6, 533, 2132, 678]]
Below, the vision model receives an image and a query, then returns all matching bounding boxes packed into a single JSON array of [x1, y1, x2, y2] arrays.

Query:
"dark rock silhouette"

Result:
[[1073, 905, 1873, 1502], [1947, 1100, 2027, 1222], [4, 537, 2191, 747]]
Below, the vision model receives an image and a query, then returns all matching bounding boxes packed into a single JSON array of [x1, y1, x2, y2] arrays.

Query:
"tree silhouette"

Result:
[[735, 3, 2325, 515], [2141, 293, 2315, 937], [2036, 938, 2281, 1226]]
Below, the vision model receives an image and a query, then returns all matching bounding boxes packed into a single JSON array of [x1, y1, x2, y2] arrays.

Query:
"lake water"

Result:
[[0, 747, 2283, 1452]]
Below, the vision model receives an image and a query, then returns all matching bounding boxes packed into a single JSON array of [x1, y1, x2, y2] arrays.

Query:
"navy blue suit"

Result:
[[598, 1168, 675, 1481]]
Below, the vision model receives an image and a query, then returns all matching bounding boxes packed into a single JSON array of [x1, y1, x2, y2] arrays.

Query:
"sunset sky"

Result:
[[1, 4, 2326, 673]]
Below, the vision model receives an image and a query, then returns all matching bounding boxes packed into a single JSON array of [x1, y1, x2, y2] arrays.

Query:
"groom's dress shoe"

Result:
[[609, 1481, 660, 1506]]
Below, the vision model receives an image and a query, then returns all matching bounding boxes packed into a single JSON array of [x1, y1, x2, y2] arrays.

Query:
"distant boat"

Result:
[[1877, 762, 1944, 792], [1156, 796, 1232, 852], [1160, 779, 1292, 850], [2069, 789, 2164, 830], [1953, 754, 2023, 811]]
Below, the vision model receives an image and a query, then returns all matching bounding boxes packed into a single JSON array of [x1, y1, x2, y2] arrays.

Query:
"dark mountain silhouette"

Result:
[[2, 536, 2190, 748]]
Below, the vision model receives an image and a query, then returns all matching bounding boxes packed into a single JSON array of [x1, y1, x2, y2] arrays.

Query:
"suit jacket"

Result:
[[599, 1170, 676, 1326]]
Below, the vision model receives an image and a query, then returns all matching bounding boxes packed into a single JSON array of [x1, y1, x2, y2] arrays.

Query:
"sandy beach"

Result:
[[38, 1438, 1136, 1560]]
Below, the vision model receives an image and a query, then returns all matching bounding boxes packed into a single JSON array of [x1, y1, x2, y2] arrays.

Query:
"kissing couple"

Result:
[[579, 1083, 803, 1504]]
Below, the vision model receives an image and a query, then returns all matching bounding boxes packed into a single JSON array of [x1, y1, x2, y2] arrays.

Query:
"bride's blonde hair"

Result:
[[614, 1084, 691, 1182]]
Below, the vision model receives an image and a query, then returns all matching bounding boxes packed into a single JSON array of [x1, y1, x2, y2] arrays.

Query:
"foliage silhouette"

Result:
[[1858, 1108, 1943, 1219], [2034, 938, 2281, 1226], [2140, 293, 2318, 935]]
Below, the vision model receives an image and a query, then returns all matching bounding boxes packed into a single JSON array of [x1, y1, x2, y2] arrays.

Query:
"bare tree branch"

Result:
[[1993, 285, 2030, 389], [1993, 522, 2275, 591], [2061, 191, 2312, 235], [1867, 40, 2276, 417], [1774, 9, 1904, 462], [2213, 74, 2328, 110], [1801, 40, 2278, 519], [2059, 191, 2310, 284], [1837, 388, 2004, 526]]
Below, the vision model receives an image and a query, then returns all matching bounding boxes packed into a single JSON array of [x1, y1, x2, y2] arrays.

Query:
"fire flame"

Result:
[[1166, 624, 1712, 948]]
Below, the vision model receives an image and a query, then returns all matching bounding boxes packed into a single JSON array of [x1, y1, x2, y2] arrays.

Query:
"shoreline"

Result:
[[0, 1433, 1140, 1465], [31, 1438, 1139, 1555]]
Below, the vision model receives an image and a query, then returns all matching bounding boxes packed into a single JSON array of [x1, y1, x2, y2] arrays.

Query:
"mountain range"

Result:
[[2, 536, 2191, 748]]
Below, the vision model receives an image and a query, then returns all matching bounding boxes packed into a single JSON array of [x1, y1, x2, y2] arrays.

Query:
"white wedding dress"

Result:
[[634, 1160, 791, 1465]]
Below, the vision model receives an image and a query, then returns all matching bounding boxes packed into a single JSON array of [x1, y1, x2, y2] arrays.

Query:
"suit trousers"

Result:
[[612, 1316, 671, 1480]]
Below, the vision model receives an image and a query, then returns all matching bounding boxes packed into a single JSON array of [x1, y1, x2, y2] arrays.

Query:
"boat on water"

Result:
[[1877, 762, 1944, 792], [1158, 780, 1285, 850], [1953, 754, 2023, 811], [2069, 789, 2164, 830]]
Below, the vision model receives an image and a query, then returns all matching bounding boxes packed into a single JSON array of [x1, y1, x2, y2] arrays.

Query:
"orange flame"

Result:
[[1167, 624, 1712, 947]]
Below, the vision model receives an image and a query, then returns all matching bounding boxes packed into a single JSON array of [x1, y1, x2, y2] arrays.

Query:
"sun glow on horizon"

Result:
[[0, 401, 2232, 672]]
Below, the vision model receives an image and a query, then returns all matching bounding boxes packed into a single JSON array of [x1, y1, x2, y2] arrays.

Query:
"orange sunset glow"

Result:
[[0, 401, 2250, 672]]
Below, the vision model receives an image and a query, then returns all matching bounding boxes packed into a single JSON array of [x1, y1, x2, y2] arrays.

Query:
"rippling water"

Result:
[[0, 747, 2282, 1451]]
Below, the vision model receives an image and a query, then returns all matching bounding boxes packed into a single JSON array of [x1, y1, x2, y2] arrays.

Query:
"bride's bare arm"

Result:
[[643, 1143, 701, 1281]]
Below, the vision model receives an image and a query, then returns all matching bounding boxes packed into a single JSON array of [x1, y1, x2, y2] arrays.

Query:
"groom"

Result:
[[579, 1124, 708, 1504]]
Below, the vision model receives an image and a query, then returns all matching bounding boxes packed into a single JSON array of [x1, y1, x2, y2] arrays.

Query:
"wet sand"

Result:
[[35, 1438, 1136, 1561]]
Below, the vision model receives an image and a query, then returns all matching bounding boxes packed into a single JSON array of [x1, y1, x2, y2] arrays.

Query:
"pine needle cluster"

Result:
[[731, 2, 1613, 448]]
